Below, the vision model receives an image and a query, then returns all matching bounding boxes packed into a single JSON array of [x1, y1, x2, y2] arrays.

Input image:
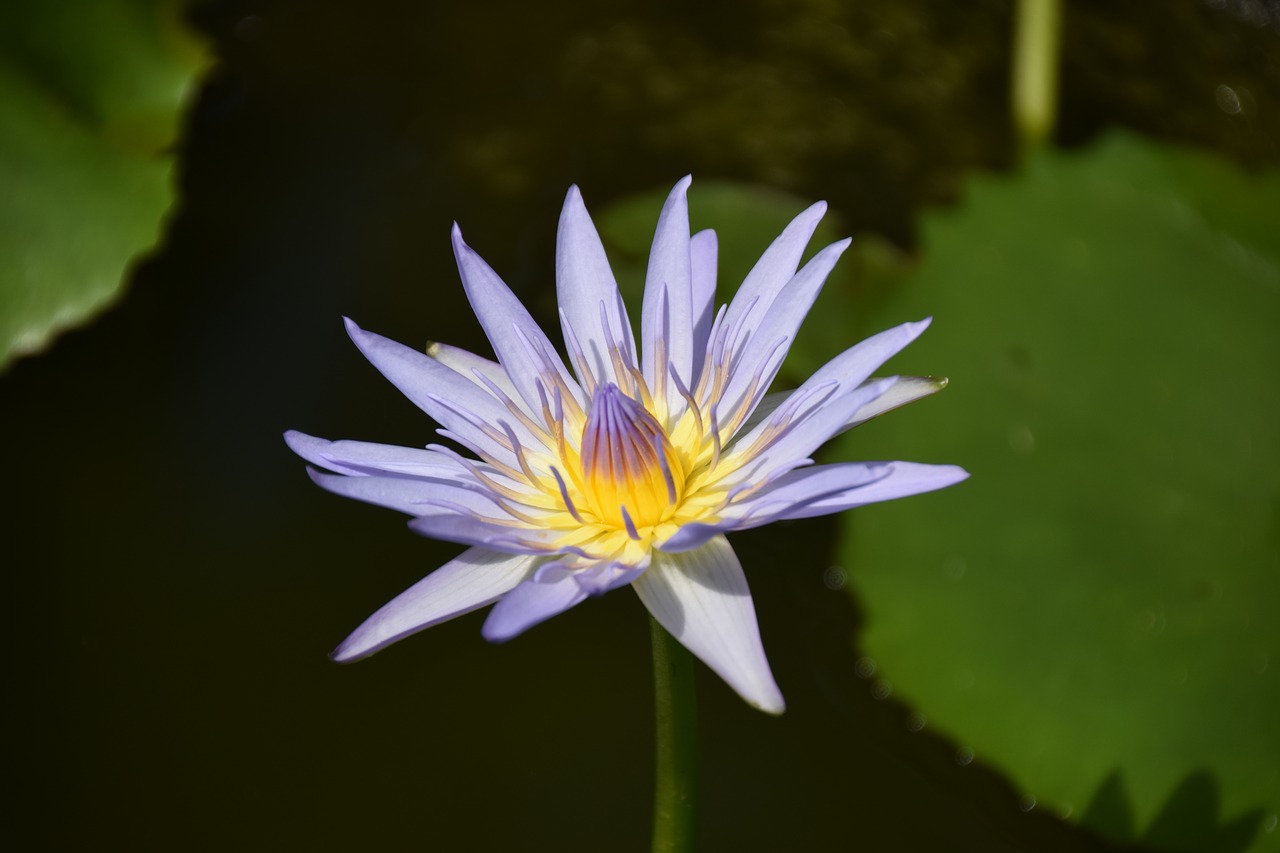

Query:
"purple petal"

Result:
[[307, 468, 508, 518], [575, 560, 648, 595], [344, 319, 540, 468], [655, 520, 729, 554], [724, 377, 898, 486], [481, 563, 588, 641], [556, 185, 636, 387], [775, 462, 969, 519], [408, 514, 579, 556], [663, 463, 894, 548], [721, 201, 826, 347], [804, 318, 932, 400], [718, 237, 851, 421], [689, 228, 718, 385], [634, 536, 785, 714], [451, 225, 582, 412], [641, 176, 695, 408], [735, 374, 947, 444], [285, 431, 463, 479], [332, 548, 540, 662]]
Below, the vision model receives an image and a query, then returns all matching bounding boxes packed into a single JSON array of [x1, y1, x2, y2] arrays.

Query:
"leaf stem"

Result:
[[1012, 0, 1064, 150], [650, 617, 697, 853]]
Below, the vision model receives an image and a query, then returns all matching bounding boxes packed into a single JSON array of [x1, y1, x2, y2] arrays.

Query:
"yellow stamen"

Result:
[[579, 384, 685, 529]]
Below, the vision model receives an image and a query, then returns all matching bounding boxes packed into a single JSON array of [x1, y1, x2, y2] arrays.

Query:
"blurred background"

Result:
[[2, 1, 1277, 850]]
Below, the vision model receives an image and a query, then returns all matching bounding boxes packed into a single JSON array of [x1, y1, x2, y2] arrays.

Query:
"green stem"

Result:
[[1012, 0, 1064, 150], [650, 617, 697, 853]]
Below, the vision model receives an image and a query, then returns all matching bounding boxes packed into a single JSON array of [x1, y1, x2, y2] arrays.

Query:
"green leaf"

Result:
[[0, 0, 207, 367], [835, 133, 1279, 851]]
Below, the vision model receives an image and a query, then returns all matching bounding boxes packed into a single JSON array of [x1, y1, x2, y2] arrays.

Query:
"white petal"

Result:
[[332, 548, 540, 662], [840, 376, 949, 433], [633, 536, 785, 714], [427, 342, 525, 411]]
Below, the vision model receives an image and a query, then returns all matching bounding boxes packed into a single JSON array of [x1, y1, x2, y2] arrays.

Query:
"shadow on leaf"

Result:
[[1082, 768, 1266, 853]]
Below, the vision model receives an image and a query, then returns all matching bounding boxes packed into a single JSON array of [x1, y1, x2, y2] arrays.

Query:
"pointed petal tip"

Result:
[[449, 222, 468, 254], [329, 642, 359, 664], [284, 430, 328, 462], [560, 185, 589, 223], [330, 625, 384, 663], [751, 693, 787, 715]]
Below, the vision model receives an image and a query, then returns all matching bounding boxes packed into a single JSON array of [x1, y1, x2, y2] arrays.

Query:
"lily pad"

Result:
[[0, 0, 207, 367], [836, 133, 1279, 851]]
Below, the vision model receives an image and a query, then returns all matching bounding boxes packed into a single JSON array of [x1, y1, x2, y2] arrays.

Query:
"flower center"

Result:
[[579, 383, 685, 531]]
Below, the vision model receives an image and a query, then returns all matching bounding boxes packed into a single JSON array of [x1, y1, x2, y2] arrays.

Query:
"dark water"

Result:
[[4, 1, 1276, 849]]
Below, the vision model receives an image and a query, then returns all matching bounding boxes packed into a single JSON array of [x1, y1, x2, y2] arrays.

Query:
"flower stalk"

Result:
[[650, 617, 697, 853]]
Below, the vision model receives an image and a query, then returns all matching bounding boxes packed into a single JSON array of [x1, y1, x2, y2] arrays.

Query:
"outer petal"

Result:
[[773, 461, 969, 519], [804, 318, 932, 400], [307, 468, 510, 518], [344, 318, 539, 468], [641, 176, 695, 410], [717, 237, 851, 421], [689, 228, 718, 384], [841, 376, 948, 433], [723, 377, 899, 486], [722, 200, 827, 337], [285, 431, 463, 479], [426, 342, 525, 410], [734, 375, 948, 441], [556, 185, 636, 387], [633, 536, 785, 714], [482, 563, 587, 642], [332, 548, 541, 662], [408, 514, 585, 556], [659, 463, 894, 552], [452, 224, 583, 412]]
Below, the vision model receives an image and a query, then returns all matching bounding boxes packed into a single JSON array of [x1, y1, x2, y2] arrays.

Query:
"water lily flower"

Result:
[[286, 177, 967, 714]]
